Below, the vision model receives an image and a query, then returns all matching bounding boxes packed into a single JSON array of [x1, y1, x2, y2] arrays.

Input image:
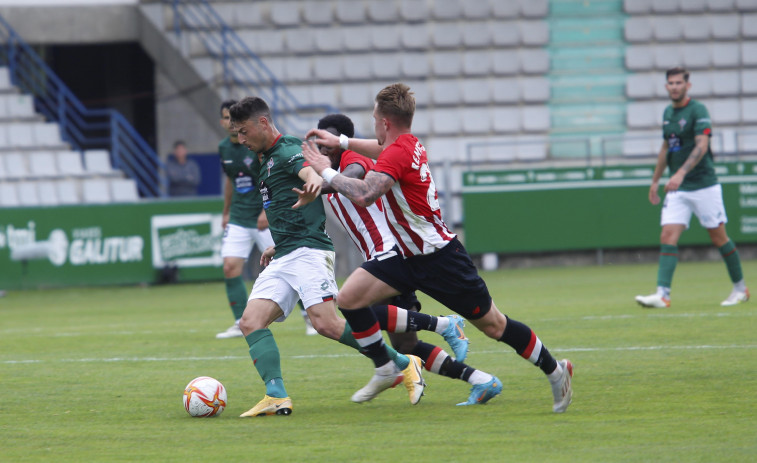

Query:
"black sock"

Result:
[[339, 307, 390, 367], [499, 316, 558, 375]]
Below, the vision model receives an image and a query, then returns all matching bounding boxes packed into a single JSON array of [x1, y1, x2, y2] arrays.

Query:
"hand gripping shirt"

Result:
[[372, 134, 456, 257], [219, 136, 263, 228], [257, 134, 334, 257], [662, 98, 717, 191]]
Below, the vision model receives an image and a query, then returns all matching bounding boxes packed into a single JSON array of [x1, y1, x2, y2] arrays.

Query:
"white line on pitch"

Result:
[[3, 344, 757, 365]]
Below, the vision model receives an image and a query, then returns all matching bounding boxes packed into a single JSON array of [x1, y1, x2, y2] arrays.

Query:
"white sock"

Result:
[[376, 361, 395, 375], [434, 317, 450, 334], [548, 363, 564, 383], [734, 279, 747, 292], [468, 370, 493, 385], [657, 286, 671, 298]]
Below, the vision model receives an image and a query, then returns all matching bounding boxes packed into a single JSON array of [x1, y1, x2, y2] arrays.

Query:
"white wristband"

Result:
[[339, 134, 349, 150], [322, 167, 339, 184]]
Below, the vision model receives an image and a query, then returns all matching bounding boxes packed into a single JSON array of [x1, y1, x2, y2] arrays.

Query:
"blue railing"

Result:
[[165, 0, 346, 136], [0, 15, 167, 198]]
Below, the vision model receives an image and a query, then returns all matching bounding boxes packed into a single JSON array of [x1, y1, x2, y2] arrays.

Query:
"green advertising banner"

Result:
[[0, 199, 226, 289], [462, 161, 757, 254]]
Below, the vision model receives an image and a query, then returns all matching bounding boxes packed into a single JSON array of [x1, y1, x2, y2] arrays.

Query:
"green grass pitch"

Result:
[[2, 260, 756, 462]]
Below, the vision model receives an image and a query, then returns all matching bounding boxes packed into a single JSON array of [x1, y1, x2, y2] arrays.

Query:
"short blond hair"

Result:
[[375, 83, 415, 128]]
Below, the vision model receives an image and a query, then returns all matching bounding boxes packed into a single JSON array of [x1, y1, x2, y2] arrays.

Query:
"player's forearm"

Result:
[[343, 138, 383, 160], [651, 145, 668, 183], [223, 179, 232, 214], [329, 175, 381, 207], [678, 139, 709, 174]]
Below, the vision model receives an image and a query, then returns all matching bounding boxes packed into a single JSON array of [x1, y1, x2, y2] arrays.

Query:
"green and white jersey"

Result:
[[219, 136, 263, 229], [257, 134, 333, 257], [662, 98, 717, 191]]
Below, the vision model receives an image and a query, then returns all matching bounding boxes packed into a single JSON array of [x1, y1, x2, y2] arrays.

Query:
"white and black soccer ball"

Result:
[[183, 376, 227, 417]]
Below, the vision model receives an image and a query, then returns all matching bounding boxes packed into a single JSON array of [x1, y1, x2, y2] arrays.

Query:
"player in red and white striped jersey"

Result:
[[317, 113, 501, 404], [303, 84, 573, 412]]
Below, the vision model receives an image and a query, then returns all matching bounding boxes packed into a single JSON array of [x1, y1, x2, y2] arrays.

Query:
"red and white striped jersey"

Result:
[[326, 150, 397, 261], [373, 134, 456, 257]]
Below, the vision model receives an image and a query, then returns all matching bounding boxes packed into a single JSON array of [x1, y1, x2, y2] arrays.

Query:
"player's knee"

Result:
[[336, 291, 357, 310], [310, 317, 340, 340], [223, 261, 242, 278]]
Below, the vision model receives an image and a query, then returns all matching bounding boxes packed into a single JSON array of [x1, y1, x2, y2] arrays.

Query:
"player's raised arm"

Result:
[[305, 128, 383, 160], [302, 139, 393, 208], [291, 165, 323, 209]]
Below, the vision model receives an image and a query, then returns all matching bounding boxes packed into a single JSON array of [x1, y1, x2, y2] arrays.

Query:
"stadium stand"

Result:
[[622, 0, 757, 157], [161, 0, 553, 168], [0, 66, 141, 206]]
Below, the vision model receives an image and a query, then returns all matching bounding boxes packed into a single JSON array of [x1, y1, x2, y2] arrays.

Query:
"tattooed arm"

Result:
[[328, 171, 395, 208], [665, 134, 709, 193]]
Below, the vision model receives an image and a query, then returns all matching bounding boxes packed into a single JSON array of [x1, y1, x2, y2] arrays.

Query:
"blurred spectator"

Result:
[[166, 140, 201, 197]]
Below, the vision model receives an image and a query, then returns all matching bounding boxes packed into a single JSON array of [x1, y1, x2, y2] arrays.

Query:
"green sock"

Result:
[[719, 240, 744, 283], [339, 324, 409, 370], [225, 276, 248, 320], [657, 244, 678, 289], [245, 329, 287, 398]]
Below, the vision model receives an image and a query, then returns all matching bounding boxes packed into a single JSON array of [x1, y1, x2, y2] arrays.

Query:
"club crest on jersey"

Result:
[[243, 156, 253, 167], [678, 118, 687, 129], [266, 158, 275, 176]]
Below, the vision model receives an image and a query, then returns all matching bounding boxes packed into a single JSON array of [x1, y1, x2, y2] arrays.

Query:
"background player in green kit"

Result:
[[215, 100, 314, 339], [635, 67, 749, 308], [228, 97, 423, 417]]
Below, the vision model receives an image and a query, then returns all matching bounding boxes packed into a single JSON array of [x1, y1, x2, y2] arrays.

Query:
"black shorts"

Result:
[[362, 238, 492, 320]]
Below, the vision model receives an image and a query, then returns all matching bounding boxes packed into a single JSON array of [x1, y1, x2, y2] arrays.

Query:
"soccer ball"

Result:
[[183, 376, 227, 417]]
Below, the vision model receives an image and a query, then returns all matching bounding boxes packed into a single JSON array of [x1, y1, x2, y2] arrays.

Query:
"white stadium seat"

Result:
[[626, 73, 657, 99], [625, 17, 653, 43], [36, 181, 58, 206], [461, 79, 492, 104], [367, 0, 399, 22], [28, 151, 58, 178], [653, 17, 682, 42], [17, 181, 40, 206], [681, 16, 710, 41], [461, 107, 492, 134], [110, 178, 140, 202], [55, 179, 80, 204], [82, 178, 111, 204], [521, 106, 551, 132], [56, 150, 86, 177], [4, 152, 28, 178], [0, 182, 20, 206], [84, 150, 115, 174]]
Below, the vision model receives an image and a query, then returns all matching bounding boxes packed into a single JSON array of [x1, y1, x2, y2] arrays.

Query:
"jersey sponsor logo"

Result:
[[668, 133, 681, 152], [259, 181, 271, 209], [287, 152, 304, 164], [235, 172, 253, 193], [222, 160, 233, 164]]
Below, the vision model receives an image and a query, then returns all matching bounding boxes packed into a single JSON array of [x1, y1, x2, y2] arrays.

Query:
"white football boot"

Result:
[[635, 293, 670, 308], [721, 288, 750, 306]]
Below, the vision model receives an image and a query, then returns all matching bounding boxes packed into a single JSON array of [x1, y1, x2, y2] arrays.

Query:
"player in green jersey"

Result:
[[228, 97, 424, 417], [215, 100, 315, 339], [636, 67, 749, 308]]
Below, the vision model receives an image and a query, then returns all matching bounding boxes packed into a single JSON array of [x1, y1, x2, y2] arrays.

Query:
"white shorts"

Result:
[[661, 184, 727, 229], [248, 247, 338, 322], [221, 223, 274, 259]]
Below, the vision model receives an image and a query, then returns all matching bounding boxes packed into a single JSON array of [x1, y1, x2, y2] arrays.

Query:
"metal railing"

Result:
[[0, 15, 166, 198], [164, 0, 345, 136]]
